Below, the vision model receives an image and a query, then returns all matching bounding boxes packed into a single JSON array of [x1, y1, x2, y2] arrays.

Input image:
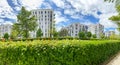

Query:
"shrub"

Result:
[[0, 40, 120, 65]]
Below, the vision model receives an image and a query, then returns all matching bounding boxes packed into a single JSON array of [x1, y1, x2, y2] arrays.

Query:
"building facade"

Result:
[[105, 31, 115, 37], [88, 23, 104, 38], [0, 23, 12, 38], [30, 9, 55, 38], [65, 23, 88, 37]]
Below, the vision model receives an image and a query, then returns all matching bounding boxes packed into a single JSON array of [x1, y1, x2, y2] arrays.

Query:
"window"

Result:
[[45, 11, 46, 14], [45, 22, 47, 24], [35, 11, 37, 14], [41, 11, 43, 14], [75, 34, 77, 36]]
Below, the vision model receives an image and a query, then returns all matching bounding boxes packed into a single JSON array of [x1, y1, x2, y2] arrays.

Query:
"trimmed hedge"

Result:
[[0, 40, 120, 65]]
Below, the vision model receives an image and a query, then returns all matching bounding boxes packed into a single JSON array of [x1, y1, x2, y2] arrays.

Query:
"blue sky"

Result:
[[0, 0, 119, 33]]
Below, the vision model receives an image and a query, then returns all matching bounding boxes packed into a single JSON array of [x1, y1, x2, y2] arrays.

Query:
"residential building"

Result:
[[0, 23, 12, 38], [88, 23, 104, 38], [105, 31, 115, 37], [65, 23, 88, 37], [30, 9, 55, 38]]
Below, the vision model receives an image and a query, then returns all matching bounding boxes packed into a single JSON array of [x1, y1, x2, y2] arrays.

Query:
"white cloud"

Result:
[[115, 29, 119, 35], [3, 21, 13, 25], [20, 0, 44, 10], [55, 11, 69, 24], [41, 2, 52, 9], [99, 13, 118, 28], [0, 19, 4, 23], [0, 0, 16, 19], [51, 0, 65, 9]]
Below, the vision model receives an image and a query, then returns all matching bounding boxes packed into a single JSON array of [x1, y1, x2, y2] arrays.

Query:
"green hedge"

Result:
[[0, 40, 120, 65]]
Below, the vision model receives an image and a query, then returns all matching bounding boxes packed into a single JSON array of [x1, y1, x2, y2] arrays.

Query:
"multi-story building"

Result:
[[0, 23, 12, 38], [65, 23, 88, 37], [88, 23, 104, 38], [30, 9, 55, 38], [105, 31, 115, 37]]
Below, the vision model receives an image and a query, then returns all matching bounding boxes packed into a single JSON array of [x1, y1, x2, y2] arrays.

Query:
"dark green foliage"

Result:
[[12, 6, 37, 38], [36, 28, 43, 38], [3, 33, 9, 40], [92, 34, 97, 38], [86, 32, 92, 39], [0, 40, 120, 65], [78, 31, 85, 39], [53, 31, 59, 37]]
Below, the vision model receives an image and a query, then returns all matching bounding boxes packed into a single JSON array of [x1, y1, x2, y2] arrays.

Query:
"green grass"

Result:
[[0, 40, 120, 65]]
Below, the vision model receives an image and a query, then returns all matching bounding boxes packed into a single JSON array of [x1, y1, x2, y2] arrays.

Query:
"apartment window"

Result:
[[48, 11, 49, 14], [76, 31, 77, 33], [75, 34, 77, 36], [45, 11, 46, 14], [76, 27, 77, 29], [35, 11, 37, 14], [45, 22, 47, 24], [39, 11, 41, 14], [41, 11, 43, 14]]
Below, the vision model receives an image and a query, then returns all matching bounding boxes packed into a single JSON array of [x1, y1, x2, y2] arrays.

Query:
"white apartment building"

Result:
[[0, 23, 12, 38], [105, 31, 115, 37], [30, 9, 55, 38], [66, 23, 88, 37], [88, 23, 104, 38]]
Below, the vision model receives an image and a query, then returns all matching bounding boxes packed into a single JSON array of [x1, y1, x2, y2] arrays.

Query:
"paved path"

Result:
[[106, 52, 120, 65]]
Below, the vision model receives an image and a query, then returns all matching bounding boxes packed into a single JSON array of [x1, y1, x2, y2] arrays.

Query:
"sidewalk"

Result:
[[106, 52, 120, 65]]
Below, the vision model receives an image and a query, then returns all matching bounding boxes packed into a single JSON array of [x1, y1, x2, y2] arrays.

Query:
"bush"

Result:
[[0, 40, 120, 65]]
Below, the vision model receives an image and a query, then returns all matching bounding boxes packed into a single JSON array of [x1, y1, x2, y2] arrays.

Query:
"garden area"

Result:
[[0, 40, 120, 65]]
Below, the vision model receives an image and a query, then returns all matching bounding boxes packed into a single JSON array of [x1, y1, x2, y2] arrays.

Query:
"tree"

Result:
[[10, 24, 20, 39], [78, 31, 85, 40], [4, 33, 9, 40], [92, 34, 97, 38], [86, 32, 92, 39], [12, 6, 37, 38], [59, 28, 68, 37], [109, 5, 120, 33], [100, 34, 105, 39], [104, 0, 120, 35], [36, 28, 43, 38]]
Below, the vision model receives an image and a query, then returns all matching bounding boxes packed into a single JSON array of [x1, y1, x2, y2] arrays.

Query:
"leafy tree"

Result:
[[92, 34, 97, 38], [79, 31, 85, 40], [86, 32, 92, 39], [53, 31, 59, 37], [59, 28, 68, 37], [13, 6, 37, 38], [10, 24, 20, 39], [100, 34, 105, 39], [105, 0, 120, 34], [36, 28, 43, 38], [4, 33, 9, 40], [108, 5, 120, 34]]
